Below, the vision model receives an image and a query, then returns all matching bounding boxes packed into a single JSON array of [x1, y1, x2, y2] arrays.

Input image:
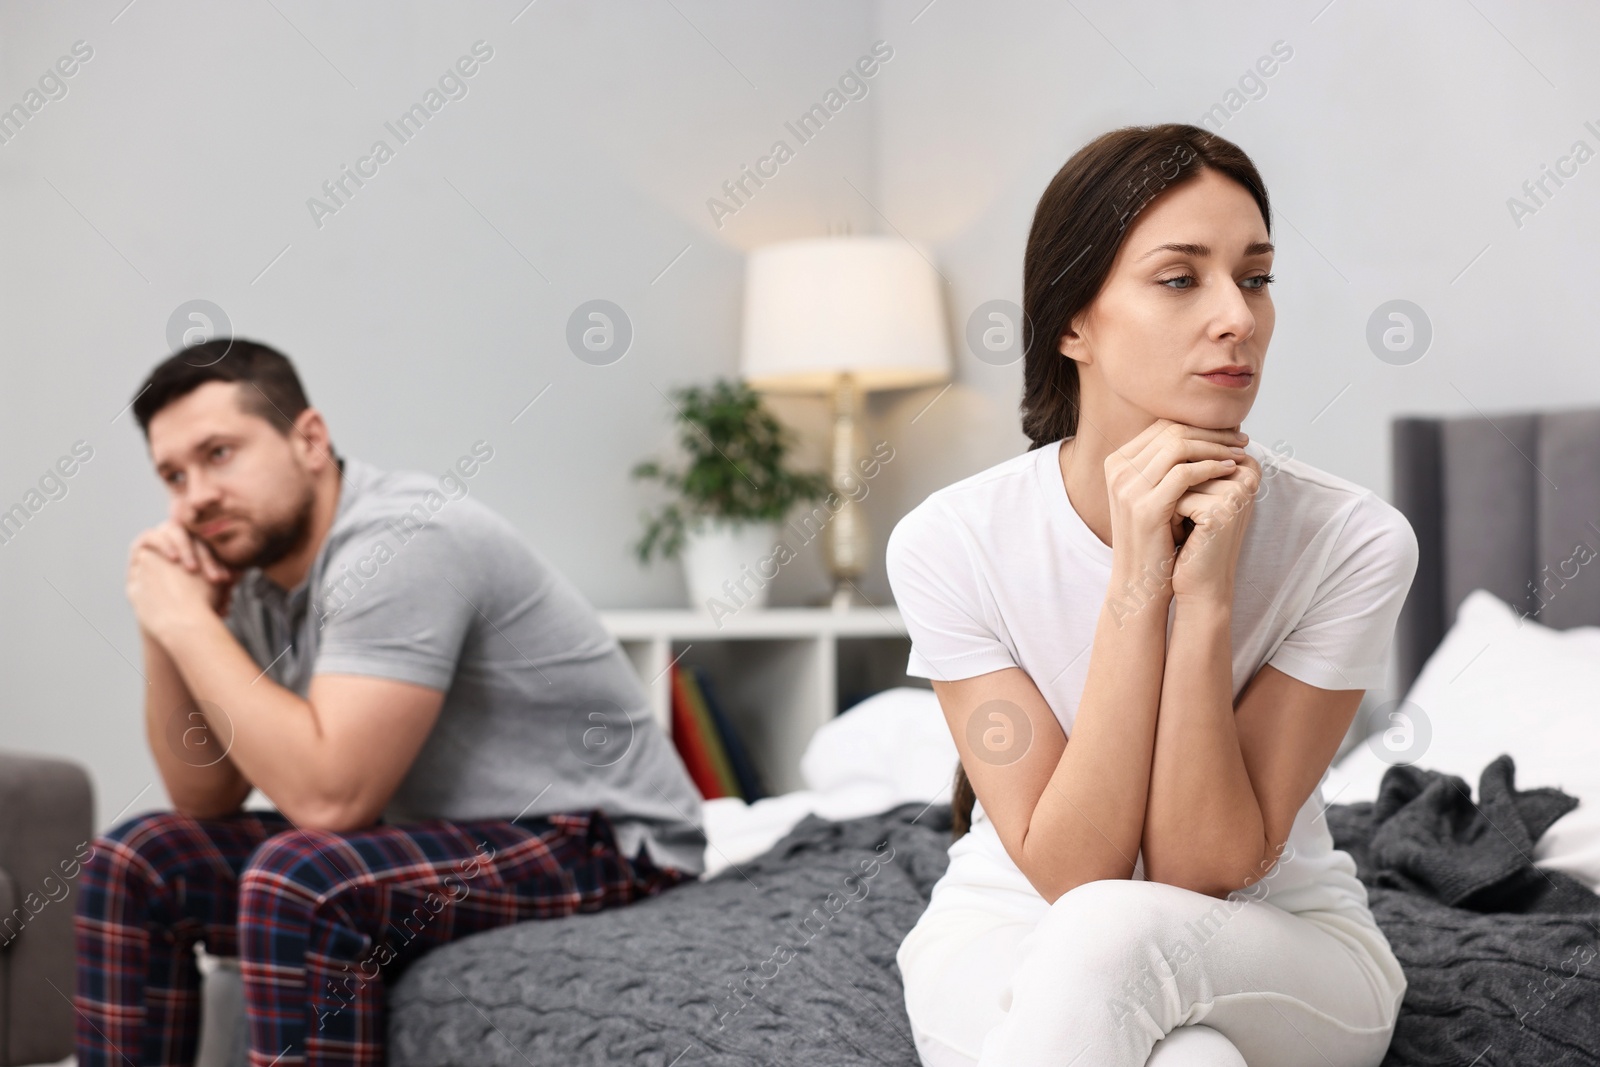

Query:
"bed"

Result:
[[386, 407, 1600, 1066]]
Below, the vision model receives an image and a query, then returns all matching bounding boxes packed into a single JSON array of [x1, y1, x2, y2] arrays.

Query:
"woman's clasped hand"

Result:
[[1101, 418, 1262, 605]]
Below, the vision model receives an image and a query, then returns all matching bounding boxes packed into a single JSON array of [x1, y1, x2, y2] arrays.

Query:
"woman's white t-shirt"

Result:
[[884, 436, 1420, 915]]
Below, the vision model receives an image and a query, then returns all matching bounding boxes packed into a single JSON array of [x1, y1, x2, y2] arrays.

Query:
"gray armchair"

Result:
[[0, 751, 94, 1067]]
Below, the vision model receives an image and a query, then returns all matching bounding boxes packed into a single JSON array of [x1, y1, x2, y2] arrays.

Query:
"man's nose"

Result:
[[184, 468, 223, 518]]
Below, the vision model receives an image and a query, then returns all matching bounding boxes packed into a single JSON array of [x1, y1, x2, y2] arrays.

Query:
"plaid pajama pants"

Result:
[[74, 806, 694, 1067]]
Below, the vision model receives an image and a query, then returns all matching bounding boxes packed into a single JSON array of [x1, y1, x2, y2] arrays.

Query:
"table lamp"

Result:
[[740, 234, 952, 610]]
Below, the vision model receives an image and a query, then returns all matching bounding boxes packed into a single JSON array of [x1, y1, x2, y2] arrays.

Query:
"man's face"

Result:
[[148, 380, 317, 571]]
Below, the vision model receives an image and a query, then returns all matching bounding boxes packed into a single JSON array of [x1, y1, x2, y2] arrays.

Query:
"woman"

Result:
[[885, 123, 1416, 1067]]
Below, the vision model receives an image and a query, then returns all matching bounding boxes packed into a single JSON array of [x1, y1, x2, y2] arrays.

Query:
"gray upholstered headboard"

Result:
[[1391, 406, 1600, 697]]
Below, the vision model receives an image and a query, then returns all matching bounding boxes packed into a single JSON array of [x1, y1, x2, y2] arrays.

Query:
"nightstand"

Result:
[[597, 606, 918, 795]]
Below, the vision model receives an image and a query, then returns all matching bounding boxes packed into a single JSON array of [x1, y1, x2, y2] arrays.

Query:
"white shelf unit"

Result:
[[597, 606, 916, 796]]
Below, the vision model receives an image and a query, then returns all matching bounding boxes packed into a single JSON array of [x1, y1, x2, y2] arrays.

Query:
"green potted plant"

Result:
[[632, 378, 831, 611]]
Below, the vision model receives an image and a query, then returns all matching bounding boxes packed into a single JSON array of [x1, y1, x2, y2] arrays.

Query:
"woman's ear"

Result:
[[1058, 326, 1091, 367]]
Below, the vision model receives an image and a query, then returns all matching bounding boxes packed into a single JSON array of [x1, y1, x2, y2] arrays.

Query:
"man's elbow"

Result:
[[170, 779, 251, 822], [282, 792, 383, 834], [172, 796, 245, 822]]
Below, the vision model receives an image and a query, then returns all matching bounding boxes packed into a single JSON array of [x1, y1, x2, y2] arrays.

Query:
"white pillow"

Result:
[[1328, 588, 1600, 798], [1323, 587, 1600, 892], [800, 685, 958, 799]]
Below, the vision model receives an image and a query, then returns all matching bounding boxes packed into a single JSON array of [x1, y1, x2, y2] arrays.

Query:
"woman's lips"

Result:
[[1198, 372, 1253, 389]]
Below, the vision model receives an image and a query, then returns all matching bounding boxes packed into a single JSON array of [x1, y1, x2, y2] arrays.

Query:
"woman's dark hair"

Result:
[[949, 122, 1271, 841], [132, 338, 331, 453]]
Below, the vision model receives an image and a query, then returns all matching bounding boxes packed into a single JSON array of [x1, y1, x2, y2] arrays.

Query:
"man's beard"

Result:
[[211, 481, 316, 572]]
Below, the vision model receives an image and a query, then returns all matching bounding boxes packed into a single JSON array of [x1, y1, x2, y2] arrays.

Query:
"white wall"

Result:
[[2, 0, 1597, 831], [872, 0, 1600, 500], [0, 0, 886, 829], [868, 0, 1600, 693]]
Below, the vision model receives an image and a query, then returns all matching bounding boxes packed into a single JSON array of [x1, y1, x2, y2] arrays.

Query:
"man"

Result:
[[76, 339, 707, 1067]]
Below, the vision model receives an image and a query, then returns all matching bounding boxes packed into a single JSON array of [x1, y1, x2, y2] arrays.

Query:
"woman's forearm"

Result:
[[1021, 580, 1171, 902], [1141, 595, 1265, 897]]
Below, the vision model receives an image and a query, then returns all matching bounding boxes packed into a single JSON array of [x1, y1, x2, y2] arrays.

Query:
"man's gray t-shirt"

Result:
[[223, 452, 707, 876]]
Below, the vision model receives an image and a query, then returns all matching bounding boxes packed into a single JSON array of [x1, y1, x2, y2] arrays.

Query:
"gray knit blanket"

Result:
[[388, 755, 1600, 1066]]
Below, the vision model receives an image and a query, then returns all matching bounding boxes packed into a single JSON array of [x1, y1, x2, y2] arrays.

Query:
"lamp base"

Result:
[[829, 580, 856, 613], [804, 580, 864, 612], [823, 372, 871, 613]]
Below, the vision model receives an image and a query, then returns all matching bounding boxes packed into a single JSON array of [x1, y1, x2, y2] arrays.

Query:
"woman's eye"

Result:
[[1242, 272, 1276, 291], [1159, 275, 1196, 290], [211, 445, 231, 461]]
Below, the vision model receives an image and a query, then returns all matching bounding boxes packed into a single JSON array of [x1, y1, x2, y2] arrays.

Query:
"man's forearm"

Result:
[[142, 628, 252, 817], [155, 611, 346, 825], [1141, 596, 1265, 896]]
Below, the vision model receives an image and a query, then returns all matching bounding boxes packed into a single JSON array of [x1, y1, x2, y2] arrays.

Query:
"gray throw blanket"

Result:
[[390, 756, 1600, 1066], [1326, 753, 1600, 1066], [389, 800, 951, 1066]]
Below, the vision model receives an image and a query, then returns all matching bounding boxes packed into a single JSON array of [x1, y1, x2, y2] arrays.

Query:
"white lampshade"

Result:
[[740, 235, 952, 393]]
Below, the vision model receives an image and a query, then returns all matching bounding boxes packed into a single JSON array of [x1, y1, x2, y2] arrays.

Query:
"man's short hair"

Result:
[[132, 339, 323, 447]]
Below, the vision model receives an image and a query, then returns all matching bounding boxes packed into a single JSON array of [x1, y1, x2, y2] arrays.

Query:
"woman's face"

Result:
[[1060, 165, 1274, 434]]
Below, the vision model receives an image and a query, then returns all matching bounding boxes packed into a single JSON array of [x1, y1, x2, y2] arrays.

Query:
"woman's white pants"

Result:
[[897, 839, 1407, 1067]]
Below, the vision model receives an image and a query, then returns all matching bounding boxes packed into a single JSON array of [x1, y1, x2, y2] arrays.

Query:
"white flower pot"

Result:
[[680, 517, 782, 612]]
